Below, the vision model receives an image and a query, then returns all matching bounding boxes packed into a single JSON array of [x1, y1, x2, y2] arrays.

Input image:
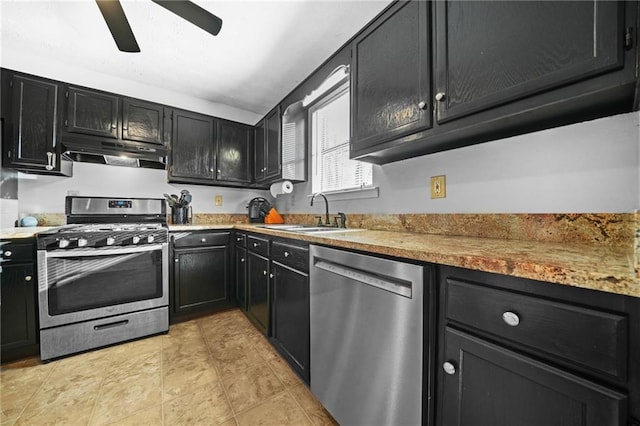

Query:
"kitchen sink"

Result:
[[254, 224, 364, 234]]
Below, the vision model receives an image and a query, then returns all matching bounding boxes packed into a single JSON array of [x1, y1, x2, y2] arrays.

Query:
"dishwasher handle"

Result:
[[314, 260, 412, 298]]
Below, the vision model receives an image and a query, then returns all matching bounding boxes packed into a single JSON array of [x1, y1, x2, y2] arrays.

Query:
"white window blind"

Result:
[[310, 83, 372, 194]]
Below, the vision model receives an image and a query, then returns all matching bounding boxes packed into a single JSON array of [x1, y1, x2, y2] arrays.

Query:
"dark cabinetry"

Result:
[[351, 0, 639, 164], [170, 231, 232, 322], [436, 266, 640, 425], [254, 106, 281, 183], [169, 110, 215, 182], [351, 0, 431, 155], [233, 232, 247, 310], [66, 87, 119, 139], [270, 240, 310, 383], [1, 70, 72, 175], [0, 240, 38, 362], [122, 98, 166, 145], [216, 119, 253, 184], [246, 235, 270, 334]]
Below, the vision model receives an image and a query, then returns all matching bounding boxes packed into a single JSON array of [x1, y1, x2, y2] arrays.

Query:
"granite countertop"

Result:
[[3, 223, 637, 298]]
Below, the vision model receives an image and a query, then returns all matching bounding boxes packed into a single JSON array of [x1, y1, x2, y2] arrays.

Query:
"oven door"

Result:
[[37, 244, 169, 328]]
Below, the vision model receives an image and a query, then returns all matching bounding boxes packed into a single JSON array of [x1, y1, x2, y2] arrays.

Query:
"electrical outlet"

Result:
[[430, 175, 446, 199], [215, 195, 223, 206]]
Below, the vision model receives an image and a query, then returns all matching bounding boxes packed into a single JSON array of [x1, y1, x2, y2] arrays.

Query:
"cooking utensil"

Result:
[[163, 193, 176, 207]]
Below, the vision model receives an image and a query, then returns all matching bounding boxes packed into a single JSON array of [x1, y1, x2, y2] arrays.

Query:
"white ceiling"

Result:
[[0, 0, 391, 118]]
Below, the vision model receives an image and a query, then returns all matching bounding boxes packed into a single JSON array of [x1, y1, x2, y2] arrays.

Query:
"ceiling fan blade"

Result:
[[151, 0, 222, 37], [95, 0, 140, 52]]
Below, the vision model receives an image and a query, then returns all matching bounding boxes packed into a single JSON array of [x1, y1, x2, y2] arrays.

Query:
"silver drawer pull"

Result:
[[253, 242, 259, 247], [200, 238, 206, 243], [502, 311, 520, 327], [284, 251, 290, 257], [24, 275, 32, 282], [241, 258, 245, 263], [237, 237, 242, 241], [269, 273, 274, 278], [263, 270, 267, 275], [443, 361, 456, 375], [3, 251, 12, 257]]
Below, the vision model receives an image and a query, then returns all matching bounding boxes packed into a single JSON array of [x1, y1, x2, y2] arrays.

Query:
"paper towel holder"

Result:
[[270, 180, 294, 197]]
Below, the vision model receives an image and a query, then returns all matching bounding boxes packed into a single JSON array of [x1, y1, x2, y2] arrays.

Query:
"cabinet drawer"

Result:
[[234, 233, 246, 247], [445, 278, 628, 380], [173, 232, 230, 248], [247, 235, 269, 257], [271, 241, 308, 272], [0, 242, 34, 263]]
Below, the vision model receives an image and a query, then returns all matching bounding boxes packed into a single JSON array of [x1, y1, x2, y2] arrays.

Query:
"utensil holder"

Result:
[[171, 206, 189, 224]]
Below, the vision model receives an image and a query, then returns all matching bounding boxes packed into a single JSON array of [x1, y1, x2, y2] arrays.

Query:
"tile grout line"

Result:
[[8, 358, 56, 424], [86, 348, 117, 426]]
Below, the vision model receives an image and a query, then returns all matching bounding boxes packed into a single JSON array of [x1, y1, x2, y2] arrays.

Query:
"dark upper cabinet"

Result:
[[216, 119, 253, 184], [254, 106, 281, 183], [1, 70, 72, 175], [351, 0, 431, 155], [65, 86, 119, 139], [122, 98, 165, 145], [169, 109, 215, 181], [434, 1, 625, 123], [439, 327, 626, 426]]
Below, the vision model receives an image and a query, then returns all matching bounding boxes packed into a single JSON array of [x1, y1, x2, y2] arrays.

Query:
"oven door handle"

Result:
[[43, 244, 165, 258]]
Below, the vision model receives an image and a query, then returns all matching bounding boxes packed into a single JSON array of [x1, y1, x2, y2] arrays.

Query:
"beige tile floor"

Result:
[[0, 309, 336, 426]]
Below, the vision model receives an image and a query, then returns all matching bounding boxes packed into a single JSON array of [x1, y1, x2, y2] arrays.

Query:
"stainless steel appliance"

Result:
[[36, 196, 169, 360], [310, 245, 425, 426]]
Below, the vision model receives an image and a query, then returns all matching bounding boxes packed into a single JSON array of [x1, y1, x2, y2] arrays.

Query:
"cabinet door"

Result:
[[438, 327, 626, 426], [0, 263, 38, 360], [216, 119, 252, 183], [351, 0, 431, 153], [271, 261, 310, 383], [235, 246, 247, 310], [264, 106, 281, 181], [122, 98, 165, 145], [253, 120, 266, 182], [66, 87, 119, 138], [247, 251, 269, 334], [169, 110, 215, 181], [173, 246, 229, 315], [4, 73, 60, 171], [434, 1, 624, 123]]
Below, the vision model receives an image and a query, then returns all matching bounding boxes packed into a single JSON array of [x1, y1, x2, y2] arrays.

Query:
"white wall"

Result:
[[0, 50, 261, 125], [17, 162, 270, 216], [276, 112, 640, 214]]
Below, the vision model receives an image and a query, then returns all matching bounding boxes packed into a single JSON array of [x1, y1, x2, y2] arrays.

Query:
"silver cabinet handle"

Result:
[[241, 258, 245, 263], [24, 275, 32, 282], [502, 311, 520, 327], [284, 251, 290, 257], [200, 238, 206, 243], [253, 242, 259, 248], [45, 151, 54, 170], [236, 237, 242, 241], [418, 101, 426, 110], [174, 258, 179, 263], [263, 270, 267, 275], [122, 126, 128, 131], [217, 170, 221, 173], [435, 92, 446, 102], [269, 273, 274, 278], [210, 168, 214, 172], [443, 361, 456, 375], [111, 124, 117, 129], [3, 251, 12, 257]]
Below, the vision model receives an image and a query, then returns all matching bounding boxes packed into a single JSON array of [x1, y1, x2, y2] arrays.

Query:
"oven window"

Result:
[[46, 249, 163, 315]]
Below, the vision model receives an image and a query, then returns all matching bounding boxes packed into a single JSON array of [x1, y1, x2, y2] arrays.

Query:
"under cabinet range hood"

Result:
[[61, 137, 167, 169]]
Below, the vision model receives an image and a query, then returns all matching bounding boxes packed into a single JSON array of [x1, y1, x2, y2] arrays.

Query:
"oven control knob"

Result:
[[147, 235, 155, 244], [106, 237, 116, 246], [132, 236, 141, 244], [77, 238, 88, 247], [58, 239, 70, 249]]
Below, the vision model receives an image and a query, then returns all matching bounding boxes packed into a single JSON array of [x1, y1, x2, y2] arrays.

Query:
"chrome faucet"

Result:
[[310, 192, 330, 226]]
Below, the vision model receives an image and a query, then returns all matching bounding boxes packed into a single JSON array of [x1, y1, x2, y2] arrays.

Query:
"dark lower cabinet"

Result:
[[437, 266, 640, 425], [440, 327, 626, 426], [171, 231, 231, 322], [1, 240, 38, 362], [235, 246, 247, 310], [270, 241, 310, 383], [247, 250, 270, 334]]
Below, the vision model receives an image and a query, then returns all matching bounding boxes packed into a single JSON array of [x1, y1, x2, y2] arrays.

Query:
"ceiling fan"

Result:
[[95, 0, 223, 53]]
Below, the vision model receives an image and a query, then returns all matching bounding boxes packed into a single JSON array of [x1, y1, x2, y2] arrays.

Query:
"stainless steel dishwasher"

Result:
[[310, 245, 425, 426]]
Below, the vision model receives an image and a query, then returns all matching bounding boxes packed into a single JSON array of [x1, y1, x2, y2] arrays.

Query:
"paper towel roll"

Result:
[[270, 180, 293, 197]]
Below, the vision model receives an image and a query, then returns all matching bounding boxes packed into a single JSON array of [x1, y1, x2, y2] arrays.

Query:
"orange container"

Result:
[[264, 207, 284, 224]]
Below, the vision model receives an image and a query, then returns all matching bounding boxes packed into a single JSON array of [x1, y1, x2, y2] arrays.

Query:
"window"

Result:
[[310, 82, 373, 194]]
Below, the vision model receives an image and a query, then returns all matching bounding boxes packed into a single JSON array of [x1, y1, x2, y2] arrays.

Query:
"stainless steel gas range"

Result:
[[36, 196, 169, 361]]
